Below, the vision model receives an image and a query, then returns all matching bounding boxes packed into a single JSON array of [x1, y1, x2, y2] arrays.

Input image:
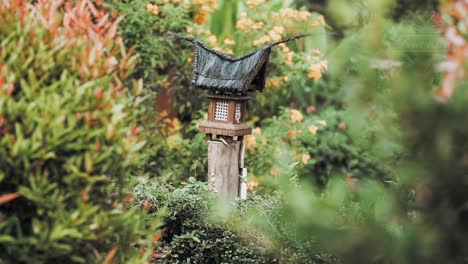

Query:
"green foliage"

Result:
[[107, 0, 204, 123], [234, 1, 468, 263], [108, 0, 209, 185], [246, 108, 390, 189], [108, 0, 191, 81], [3, 0, 458, 263], [0, 1, 156, 262], [133, 115, 208, 183], [132, 182, 279, 263], [143, 0, 330, 120], [392, 0, 439, 19]]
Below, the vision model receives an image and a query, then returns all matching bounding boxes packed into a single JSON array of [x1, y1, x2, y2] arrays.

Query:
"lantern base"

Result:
[[199, 121, 252, 137]]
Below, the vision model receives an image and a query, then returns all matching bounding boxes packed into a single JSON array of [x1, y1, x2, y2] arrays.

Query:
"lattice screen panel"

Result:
[[234, 104, 241, 123], [214, 100, 229, 121]]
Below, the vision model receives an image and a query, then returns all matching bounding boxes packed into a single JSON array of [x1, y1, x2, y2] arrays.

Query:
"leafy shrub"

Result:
[[192, 0, 330, 119], [132, 181, 335, 263], [107, 0, 206, 123], [132, 182, 276, 263], [131, 112, 208, 183], [236, 1, 468, 263], [113, 0, 355, 188], [0, 1, 155, 262], [392, 0, 439, 19], [245, 108, 390, 190], [107, 0, 212, 184], [113, 0, 331, 122]]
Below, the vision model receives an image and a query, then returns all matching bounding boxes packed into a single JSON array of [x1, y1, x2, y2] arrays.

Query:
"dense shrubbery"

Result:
[[132, 182, 277, 263], [245, 108, 389, 189], [113, 0, 356, 188], [234, 1, 468, 263], [0, 1, 155, 262], [132, 181, 336, 264], [3, 0, 468, 263], [107, 0, 207, 122], [125, 0, 468, 262], [105, 0, 210, 184]]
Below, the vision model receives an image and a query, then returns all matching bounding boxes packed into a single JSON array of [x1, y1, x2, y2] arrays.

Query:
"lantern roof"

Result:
[[173, 34, 305, 95]]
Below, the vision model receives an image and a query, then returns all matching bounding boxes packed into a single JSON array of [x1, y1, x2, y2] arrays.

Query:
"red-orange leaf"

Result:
[[102, 246, 120, 264], [139, 245, 146, 256], [95, 141, 102, 152], [151, 230, 163, 243], [96, 88, 103, 100], [0, 192, 19, 205], [6, 84, 14, 95], [125, 194, 132, 204]]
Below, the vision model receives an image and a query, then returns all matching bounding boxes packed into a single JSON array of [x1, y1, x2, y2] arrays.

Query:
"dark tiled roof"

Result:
[[173, 34, 304, 94]]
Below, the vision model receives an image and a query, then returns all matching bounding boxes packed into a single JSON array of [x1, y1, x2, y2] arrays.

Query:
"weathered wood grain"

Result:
[[208, 140, 240, 198]]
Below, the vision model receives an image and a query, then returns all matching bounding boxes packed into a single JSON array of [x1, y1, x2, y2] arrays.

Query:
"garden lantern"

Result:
[[174, 33, 304, 199]]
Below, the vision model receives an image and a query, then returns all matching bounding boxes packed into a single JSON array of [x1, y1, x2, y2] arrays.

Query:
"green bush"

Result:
[[107, 0, 204, 123], [107, 0, 211, 184], [245, 107, 390, 189], [132, 182, 276, 263], [235, 1, 468, 263], [132, 181, 336, 263], [0, 1, 155, 262], [134, 118, 208, 184]]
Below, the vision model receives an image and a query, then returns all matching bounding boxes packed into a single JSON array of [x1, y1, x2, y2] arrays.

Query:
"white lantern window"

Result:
[[214, 100, 229, 121]]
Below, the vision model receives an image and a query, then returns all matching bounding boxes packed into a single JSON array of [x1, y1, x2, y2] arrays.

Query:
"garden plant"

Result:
[[2, 0, 468, 263]]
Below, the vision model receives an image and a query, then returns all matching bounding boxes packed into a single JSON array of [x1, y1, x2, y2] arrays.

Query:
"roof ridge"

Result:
[[170, 32, 306, 62]]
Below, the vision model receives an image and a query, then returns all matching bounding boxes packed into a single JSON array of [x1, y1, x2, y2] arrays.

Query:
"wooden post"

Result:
[[207, 140, 241, 198]]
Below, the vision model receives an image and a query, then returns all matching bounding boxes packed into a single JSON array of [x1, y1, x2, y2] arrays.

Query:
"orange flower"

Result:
[[308, 125, 318, 135], [308, 71, 322, 80], [270, 167, 281, 176], [285, 51, 294, 65], [247, 180, 259, 191], [194, 6, 211, 25], [311, 15, 325, 26], [236, 13, 263, 32], [253, 35, 271, 46], [338, 122, 347, 130], [252, 127, 262, 135], [288, 129, 296, 140], [270, 79, 281, 90], [208, 35, 217, 46], [146, 3, 159, 15], [223, 38, 235, 45], [301, 154, 310, 165], [247, 0, 265, 10], [317, 120, 327, 126], [272, 26, 284, 34], [289, 109, 303, 123], [307, 60, 328, 80], [244, 135, 257, 154], [296, 11, 311, 22]]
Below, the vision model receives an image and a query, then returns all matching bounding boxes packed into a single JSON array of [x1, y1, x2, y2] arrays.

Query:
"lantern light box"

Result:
[[174, 33, 304, 198]]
